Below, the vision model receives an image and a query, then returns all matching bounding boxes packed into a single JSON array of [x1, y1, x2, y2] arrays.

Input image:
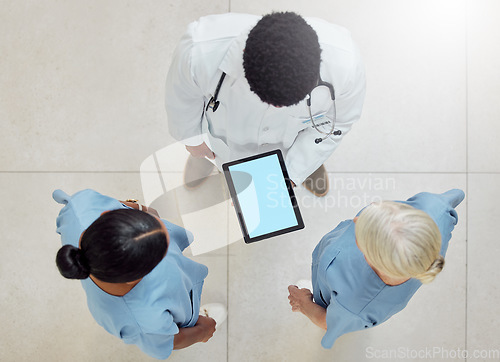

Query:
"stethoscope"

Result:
[[206, 72, 341, 144]]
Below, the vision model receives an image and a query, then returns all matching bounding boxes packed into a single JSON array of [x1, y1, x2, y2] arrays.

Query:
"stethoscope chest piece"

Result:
[[206, 72, 227, 113], [206, 97, 220, 112], [315, 129, 341, 144]]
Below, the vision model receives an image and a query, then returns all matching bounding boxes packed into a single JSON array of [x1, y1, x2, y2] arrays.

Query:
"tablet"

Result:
[[222, 150, 305, 243]]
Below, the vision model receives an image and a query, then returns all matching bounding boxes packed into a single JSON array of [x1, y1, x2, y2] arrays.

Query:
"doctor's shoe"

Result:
[[302, 164, 329, 197], [200, 303, 227, 326], [184, 155, 216, 189]]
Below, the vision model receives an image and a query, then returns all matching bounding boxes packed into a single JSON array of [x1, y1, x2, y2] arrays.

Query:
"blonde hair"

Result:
[[355, 201, 444, 284]]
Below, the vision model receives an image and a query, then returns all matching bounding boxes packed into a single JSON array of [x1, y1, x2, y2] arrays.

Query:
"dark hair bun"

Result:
[[56, 244, 90, 280]]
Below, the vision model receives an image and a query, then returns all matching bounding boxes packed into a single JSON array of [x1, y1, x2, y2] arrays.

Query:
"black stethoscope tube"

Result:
[[206, 72, 227, 112], [206, 72, 341, 144]]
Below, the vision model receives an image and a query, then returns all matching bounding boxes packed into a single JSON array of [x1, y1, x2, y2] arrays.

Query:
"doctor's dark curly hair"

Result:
[[243, 12, 321, 107]]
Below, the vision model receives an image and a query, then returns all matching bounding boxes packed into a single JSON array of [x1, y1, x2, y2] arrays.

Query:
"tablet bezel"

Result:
[[222, 149, 305, 243]]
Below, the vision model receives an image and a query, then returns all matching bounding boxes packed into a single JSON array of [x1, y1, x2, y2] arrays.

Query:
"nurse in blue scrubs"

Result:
[[288, 189, 464, 348], [54, 189, 224, 359]]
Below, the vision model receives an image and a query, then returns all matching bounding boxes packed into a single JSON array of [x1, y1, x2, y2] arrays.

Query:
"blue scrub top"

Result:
[[53, 189, 209, 359], [311, 189, 465, 349]]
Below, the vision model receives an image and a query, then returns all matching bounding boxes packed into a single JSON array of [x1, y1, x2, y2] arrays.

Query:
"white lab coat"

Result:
[[166, 13, 365, 185]]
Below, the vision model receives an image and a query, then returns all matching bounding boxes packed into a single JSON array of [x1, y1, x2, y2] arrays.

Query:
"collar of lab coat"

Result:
[[218, 26, 252, 81]]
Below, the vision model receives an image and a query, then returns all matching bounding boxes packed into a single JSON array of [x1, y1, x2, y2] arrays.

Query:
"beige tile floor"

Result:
[[1, 0, 499, 361]]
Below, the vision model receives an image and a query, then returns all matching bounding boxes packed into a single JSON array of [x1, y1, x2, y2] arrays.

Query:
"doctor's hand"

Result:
[[288, 285, 313, 313], [186, 142, 215, 159]]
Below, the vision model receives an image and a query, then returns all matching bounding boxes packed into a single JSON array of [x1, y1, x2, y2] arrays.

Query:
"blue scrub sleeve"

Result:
[[53, 189, 124, 247], [125, 332, 176, 360], [436, 189, 464, 256], [54, 190, 82, 248], [322, 294, 372, 349], [440, 189, 466, 209], [121, 310, 179, 359], [406, 189, 465, 256], [121, 305, 180, 359], [54, 189, 194, 252], [163, 219, 194, 252]]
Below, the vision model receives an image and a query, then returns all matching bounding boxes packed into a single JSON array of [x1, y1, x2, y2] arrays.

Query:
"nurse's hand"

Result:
[[287, 285, 313, 313], [195, 315, 216, 343], [120, 201, 160, 217], [144, 206, 160, 218], [186, 142, 215, 159], [173, 316, 216, 349], [288, 285, 327, 330]]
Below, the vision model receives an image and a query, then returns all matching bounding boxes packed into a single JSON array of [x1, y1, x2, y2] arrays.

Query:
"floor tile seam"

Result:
[[465, 0, 469, 357], [2, 171, 496, 174], [226, 0, 231, 357], [0, 171, 183, 174], [225, 182, 230, 362]]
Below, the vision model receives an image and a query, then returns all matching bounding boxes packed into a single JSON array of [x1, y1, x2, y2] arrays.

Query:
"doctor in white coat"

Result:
[[166, 12, 365, 197]]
